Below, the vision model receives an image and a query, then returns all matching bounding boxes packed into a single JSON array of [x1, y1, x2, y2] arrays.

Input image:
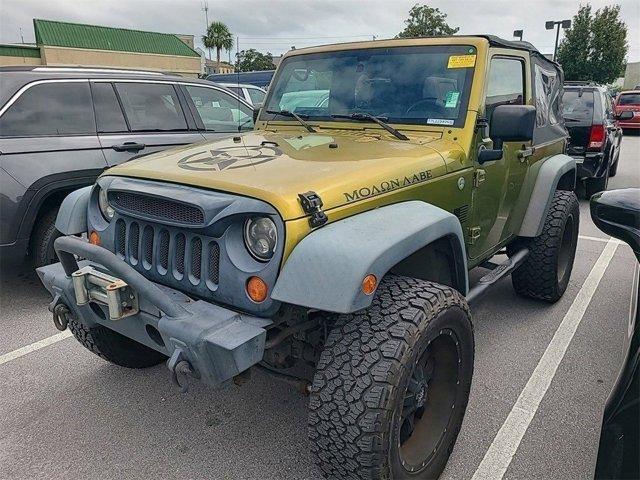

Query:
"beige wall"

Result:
[[41, 46, 201, 77], [623, 62, 640, 90], [0, 55, 42, 66]]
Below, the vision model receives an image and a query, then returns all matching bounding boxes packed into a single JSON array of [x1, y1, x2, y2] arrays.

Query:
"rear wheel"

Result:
[[30, 207, 61, 268], [508, 190, 579, 302], [608, 158, 618, 177], [585, 170, 609, 198], [309, 276, 474, 479]]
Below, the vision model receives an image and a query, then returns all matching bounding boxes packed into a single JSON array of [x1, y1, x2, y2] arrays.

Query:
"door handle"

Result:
[[111, 142, 145, 152]]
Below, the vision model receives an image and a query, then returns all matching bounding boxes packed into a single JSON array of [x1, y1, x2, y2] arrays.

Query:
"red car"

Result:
[[614, 90, 640, 131]]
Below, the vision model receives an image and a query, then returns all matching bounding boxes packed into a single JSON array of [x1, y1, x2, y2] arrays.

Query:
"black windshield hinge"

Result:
[[298, 191, 328, 228], [475, 116, 488, 132]]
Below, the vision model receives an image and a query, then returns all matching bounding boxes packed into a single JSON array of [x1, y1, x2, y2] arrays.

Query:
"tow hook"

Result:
[[167, 348, 198, 393], [48, 295, 70, 331]]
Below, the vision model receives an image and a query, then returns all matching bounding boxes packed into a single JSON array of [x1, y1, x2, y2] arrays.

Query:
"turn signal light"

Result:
[[246, 276, 268, 303], [89, 231, 101, 245], [362, 274, 377, 295]]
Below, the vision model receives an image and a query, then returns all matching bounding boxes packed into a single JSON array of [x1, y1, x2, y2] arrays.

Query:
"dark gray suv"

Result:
[[0, 66, 254, 267]]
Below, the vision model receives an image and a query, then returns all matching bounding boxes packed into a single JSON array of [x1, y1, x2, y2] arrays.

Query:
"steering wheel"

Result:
[[404, 98, 443, 117]]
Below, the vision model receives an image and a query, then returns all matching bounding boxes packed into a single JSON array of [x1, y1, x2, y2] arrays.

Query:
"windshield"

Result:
[[618, 93, 640, 105], [262, 45, 477, 128], [562, 90, 594, 121]]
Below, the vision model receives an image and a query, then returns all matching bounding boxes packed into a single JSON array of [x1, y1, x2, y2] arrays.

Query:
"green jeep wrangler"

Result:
[[38, 35, 578, 479]]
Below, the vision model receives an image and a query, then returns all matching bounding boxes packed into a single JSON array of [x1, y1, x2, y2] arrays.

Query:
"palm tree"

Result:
[[202, 21, 233, 67]]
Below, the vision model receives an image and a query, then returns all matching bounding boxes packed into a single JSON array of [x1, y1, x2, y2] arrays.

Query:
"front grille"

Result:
[[110, 191, 205, 225], [120, 219, 219, 292]]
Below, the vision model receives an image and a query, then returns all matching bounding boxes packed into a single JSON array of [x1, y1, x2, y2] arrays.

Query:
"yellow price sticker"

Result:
[[447, 55, 476, 68]]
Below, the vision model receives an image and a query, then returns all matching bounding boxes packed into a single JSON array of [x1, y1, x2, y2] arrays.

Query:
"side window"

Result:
[[115, 82, 187, 132], [533, 64, 560, 127], [485, 57, 525, 125], [0, 82, 95, 137], [92, 82, 128, 133], [184, 85, 253, 132], [247, 88, 266, 105]]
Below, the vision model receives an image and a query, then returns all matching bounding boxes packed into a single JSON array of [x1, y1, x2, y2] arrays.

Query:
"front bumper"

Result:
[[572, 151, 606, 180], [37, 236, 271, 389]]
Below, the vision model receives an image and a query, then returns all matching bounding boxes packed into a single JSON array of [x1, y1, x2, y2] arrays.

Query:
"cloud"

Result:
[[1, 0, 638, 61]]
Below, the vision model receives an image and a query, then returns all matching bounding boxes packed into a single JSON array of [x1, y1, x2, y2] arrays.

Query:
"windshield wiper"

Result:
[[331, 113, 409, 141], [266, 109, 317, 133]]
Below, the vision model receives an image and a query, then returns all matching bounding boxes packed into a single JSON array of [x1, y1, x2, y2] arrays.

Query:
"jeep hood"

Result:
[[106, 130, 457, 220]]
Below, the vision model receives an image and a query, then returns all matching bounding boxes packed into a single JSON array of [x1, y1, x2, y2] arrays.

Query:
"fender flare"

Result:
[[271, 201, 468, 313], [519, 154, 576, 237], [55, 186, 92, 235]]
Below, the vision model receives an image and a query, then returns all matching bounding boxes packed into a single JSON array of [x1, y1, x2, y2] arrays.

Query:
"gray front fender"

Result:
[[271, 201, 468, 313], [55, 186, 91, 235], [519, 154, 576, 237]]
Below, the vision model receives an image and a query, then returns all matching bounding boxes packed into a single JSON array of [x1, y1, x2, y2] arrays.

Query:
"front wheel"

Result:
[[508, 190, 579, 302], [308, 276, 474, 479]]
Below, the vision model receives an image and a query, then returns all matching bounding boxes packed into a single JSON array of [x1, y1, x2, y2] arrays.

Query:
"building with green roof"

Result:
[[1, 19, 203, 77]]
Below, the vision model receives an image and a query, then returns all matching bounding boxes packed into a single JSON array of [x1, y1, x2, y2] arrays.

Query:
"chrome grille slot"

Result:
[[109, 191, 205, 225]]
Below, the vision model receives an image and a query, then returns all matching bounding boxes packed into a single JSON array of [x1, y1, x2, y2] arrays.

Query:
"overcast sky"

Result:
[[1, 0, 639, 62]]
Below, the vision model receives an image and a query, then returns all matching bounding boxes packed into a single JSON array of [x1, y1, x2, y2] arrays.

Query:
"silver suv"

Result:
[[0, 66, 254, 267]]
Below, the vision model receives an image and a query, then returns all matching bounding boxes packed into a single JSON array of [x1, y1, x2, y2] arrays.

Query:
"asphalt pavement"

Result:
[[1, 135, 639, 480]]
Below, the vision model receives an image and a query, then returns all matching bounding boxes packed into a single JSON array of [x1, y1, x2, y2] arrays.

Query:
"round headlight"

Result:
[[244, 217, 277, 261], [98, 187, 115, 220]]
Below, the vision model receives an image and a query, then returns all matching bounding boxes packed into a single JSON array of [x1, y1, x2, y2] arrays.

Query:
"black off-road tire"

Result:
[[30, 207, 61, 268], [507, 190, 579, 302], [68, 316, 166, 368], [308, 275, 474, 479]]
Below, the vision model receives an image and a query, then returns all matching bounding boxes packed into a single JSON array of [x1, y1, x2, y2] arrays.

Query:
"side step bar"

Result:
[[466, 248, 529, 304]]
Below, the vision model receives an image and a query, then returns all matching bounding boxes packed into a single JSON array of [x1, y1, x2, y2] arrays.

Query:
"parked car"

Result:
[[562, 82, 627, 197], [39, 36, 578, 480], [215, 82, 267, 106], [206, 70, 275, 88], [614, 90, 640, 133], [591, 188, 640, 480], [0, 66, 254, 267]]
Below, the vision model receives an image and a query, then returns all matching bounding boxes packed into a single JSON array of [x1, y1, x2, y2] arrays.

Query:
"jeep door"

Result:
[[469, 53, 529, 260], [94, 80, 204, 167], [0, 79, 105, 248], [179, 84, 254, 138]]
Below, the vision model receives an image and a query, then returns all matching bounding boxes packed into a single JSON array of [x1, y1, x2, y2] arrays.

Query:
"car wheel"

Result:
[[608, 158, 619, 177], [30, 207, 62, 268], [586, 172, 609, 198], [309, 275, 474, 479], [508, 190, 579, 302], [67, 315, 167, 368]]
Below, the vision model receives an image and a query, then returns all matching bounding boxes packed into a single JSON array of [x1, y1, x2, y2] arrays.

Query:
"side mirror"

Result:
[[590, 189, 640, 260], [616, 111, 634, 121], [478, 105, 536, 164], [253, 105, 262, 123]]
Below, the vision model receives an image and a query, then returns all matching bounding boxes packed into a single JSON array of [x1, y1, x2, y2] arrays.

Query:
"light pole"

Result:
[[513, 30, 523, 41], [545, 19, 571, 61]]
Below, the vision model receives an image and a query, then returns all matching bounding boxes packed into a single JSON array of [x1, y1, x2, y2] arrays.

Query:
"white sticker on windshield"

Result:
[[427, 118, 455, 125]]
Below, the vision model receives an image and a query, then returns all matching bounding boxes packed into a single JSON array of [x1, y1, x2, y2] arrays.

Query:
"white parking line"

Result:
[[471, 238, 619, 480], [578, 234, 620, 244], [0, 330, 73, 366]]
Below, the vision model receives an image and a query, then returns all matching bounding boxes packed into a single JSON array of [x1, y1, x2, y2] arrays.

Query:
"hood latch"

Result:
[[298, 191, 328, 228]]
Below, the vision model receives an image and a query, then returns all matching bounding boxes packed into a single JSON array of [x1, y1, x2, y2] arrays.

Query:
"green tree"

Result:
[[397, 4, 459, 38], [202, 21, 233, 66], [236, 49, 275, 72], [557, 4, 628, 84]]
